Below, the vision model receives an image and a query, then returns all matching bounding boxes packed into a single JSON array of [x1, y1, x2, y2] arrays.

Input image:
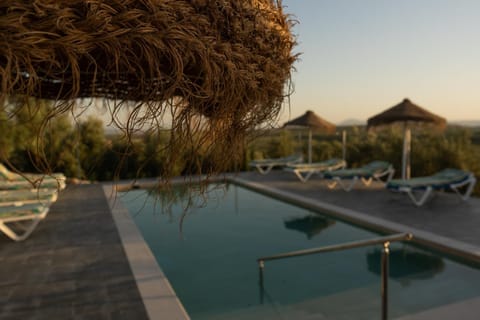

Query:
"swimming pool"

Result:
[[120, 183, 480, 319]]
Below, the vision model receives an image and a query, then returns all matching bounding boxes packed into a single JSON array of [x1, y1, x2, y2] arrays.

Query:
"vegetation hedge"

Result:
[[1, 101, 479, 196]]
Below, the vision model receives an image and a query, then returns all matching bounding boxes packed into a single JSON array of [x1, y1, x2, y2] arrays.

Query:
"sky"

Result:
[[279, 0, 480, 125]]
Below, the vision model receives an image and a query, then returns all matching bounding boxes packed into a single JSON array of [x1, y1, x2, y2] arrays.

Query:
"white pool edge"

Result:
[[103, 185, 190, 320]]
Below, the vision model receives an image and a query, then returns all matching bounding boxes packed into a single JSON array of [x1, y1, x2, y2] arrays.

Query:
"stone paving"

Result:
[[0, 184, 148, 319]]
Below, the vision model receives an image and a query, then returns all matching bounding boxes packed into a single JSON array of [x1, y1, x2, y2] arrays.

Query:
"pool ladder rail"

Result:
[[257, 232, 413, 320]]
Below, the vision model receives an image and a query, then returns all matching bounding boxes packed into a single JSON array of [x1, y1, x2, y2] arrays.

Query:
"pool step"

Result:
[[395, 296, 480, 320], [202, 303, 328, 320], [281, 283, 381, 320], [202, 284, 380, 320]]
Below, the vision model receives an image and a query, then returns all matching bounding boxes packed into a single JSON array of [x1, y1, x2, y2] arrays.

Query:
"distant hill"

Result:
[[449, 120, 480, 127], [336, 119, 480, 127], [337, 118, 365, 126]]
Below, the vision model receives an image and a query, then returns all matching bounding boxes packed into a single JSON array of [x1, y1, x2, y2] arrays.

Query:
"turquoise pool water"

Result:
[[120, 184, 480, 319]]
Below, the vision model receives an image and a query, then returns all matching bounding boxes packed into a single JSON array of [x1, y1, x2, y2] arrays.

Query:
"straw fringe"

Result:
[[1, 0, 298, 179]]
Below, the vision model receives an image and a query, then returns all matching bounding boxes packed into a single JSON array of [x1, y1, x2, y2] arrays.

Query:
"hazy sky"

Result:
[[279, 0, 480, 125]]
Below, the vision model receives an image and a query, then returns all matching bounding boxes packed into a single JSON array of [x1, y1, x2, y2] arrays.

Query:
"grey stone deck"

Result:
[[0, 184, 148, 319]]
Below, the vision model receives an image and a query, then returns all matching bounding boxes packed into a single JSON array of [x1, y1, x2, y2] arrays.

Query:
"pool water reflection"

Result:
[[120, 183, 480, 319]]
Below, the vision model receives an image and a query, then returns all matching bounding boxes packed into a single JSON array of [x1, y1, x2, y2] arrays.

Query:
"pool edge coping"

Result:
[[103, 184, 191, 320]]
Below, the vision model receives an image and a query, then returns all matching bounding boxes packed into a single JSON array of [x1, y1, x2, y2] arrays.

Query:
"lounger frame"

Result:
[[0, 205, 49, 241], [249, 155, 303, 175], [0, 189, 58, 207], [284, 159, 347, 182], [327, 166, 395, 192], [395, 173, 477, 207]]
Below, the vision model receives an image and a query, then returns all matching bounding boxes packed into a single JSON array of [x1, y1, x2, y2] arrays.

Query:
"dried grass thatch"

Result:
[[367, 98, 447, 130], [0, 0, 297, 181], [284, 110, 336, 134]]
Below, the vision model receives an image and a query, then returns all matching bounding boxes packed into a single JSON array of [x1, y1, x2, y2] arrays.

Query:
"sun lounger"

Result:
[[324, 161, 395, 191], [0, 203, 50, 241], [0, 189, 58, 207], [0, 178, 66, 191], [0, 163, 66, 190], [386, 168, 477, 206], [249, 154, 303, 175], [284, 158, 347, 182]]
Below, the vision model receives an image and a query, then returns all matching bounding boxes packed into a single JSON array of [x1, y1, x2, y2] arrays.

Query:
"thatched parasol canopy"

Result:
[[367, 247, 445, 286], [0, 0, 297, 180], [367, 98, 446, 179], [284, 215, 335, 240], [284, 110, 336, 163], [367, 98, 446, 128], [284, 110, 336, 133]]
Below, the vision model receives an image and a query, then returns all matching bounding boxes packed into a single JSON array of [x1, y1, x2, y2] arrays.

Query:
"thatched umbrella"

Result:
[[284, 110, 336, 163], [0, 0, 297, 180], [367, 98, 446, 179], [284, 215, 335, 239], [367, 247, 445, 286]]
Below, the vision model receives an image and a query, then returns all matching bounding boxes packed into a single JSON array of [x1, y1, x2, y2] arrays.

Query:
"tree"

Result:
[[76, 116, 106, 180], [0, 107, 14, 159]]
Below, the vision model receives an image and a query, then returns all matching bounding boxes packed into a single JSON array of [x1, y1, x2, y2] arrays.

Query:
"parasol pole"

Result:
[[298, 131, 302, 154], [308, 128, 312, 163], [402, 123, 411, 180], [342, 129, 347, 161]]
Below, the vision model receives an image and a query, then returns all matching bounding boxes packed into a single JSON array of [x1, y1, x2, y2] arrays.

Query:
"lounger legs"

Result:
[[402, 187, 434, 207], [326, 167, 395, 192], [361, 177, 373, 186], [327, 177, 359, 192], [0, 207, 49, 241], [450, 176, 477, 201], [255, 165, 274, 175], [293, 170, 316, 183], [0, 218, 42, 241], [327, 176, 378, 191]]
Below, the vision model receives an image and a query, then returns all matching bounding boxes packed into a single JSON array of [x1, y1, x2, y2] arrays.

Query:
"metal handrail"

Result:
[[257, 232, 413, 320], [257, 233, 412, 263]]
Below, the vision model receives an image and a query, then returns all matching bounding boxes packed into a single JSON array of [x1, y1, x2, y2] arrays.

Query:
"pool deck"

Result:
[[1, 170, 480, 319], [0, 184, 149, 319]]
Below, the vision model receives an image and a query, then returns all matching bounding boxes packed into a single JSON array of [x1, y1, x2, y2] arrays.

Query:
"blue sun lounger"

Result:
[[284, 158, 347, 182], [249, 154, 303, 175], [323, 161, 395, 191], [386, 168, 477, 206]]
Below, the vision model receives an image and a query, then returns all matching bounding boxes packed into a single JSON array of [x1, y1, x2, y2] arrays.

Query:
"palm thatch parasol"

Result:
[[284, 215, 335, 239], [0, 0, 297, 180], [367, 247, 445, 286], [367, 98, 446, 179], [284, 110, 336, 163]]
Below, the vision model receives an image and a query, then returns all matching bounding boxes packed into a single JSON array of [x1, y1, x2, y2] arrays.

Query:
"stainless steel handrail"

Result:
[[257, 232, 413, 320]]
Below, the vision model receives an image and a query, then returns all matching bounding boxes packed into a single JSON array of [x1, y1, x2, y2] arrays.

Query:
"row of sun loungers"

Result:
[[0, 164, 66, 241], [249, 155, 477, 207]]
